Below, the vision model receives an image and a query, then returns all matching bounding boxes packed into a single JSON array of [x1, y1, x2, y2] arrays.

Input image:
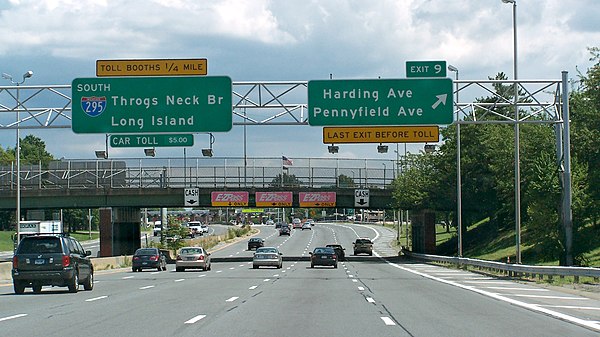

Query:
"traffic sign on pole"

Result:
[[354, 189, 370, 208], [110, 134, 194, 147], [308, 78, 453, 126], [184, 188, 199, 207], [406, 60, 447, 78], [72, 76, 232, 134], [323, 126, 439, 143]]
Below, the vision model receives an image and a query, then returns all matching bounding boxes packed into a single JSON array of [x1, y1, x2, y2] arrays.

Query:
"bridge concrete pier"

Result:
[[99, 207, 141, 257]]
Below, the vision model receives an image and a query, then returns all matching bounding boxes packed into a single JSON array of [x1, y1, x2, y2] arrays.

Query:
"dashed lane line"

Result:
[[184, 315, 206, 324], [0, 314, 27, 322]]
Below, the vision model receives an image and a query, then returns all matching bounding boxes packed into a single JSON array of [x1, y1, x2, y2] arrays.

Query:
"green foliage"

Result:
[[337, 174, 355, 188], [269, 172, 303, 187]]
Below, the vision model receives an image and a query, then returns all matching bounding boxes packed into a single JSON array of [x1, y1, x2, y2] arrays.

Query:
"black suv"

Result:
[[247, 237, 265, 250], [12, 235, 94, 294]]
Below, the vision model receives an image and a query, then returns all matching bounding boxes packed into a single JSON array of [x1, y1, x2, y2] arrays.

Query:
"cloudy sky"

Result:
[[1, 0, 599, 161]]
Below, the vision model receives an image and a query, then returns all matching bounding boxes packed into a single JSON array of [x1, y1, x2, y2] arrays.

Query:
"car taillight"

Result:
[[133, 256, 140, 261], [12, 256, 18, 268], [198, 255, 205, 261], [62, 255, 71, 267], [149, 255, 159, 261], [176, 255, 182, 261]]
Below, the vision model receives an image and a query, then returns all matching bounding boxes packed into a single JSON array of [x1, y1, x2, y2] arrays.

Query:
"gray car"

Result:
[[252, 247, 282, 269], [176, 246, 211, 272]]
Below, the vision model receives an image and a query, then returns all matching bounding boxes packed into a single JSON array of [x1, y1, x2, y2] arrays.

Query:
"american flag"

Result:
[[282, 156, 293, 166]]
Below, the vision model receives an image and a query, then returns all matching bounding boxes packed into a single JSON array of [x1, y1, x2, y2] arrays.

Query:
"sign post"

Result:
[[308, 78, 453, 126]]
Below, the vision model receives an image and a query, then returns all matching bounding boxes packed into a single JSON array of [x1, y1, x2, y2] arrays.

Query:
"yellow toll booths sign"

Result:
[[96, 59, 207, 77], [323, 126, 439, 144]]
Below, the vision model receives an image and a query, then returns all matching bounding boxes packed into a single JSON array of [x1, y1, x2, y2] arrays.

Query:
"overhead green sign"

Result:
[[406, 60, 447, 78], [72, 76, 232, 134], [308, 78, 453, 126], [110, 134, 194, 148]]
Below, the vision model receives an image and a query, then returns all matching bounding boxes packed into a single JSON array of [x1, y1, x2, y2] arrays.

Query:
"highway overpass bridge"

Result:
[[0, 156, 397, 210]]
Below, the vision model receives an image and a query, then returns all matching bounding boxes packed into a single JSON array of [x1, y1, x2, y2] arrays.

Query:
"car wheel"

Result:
[[176, 267, 182, 272], [334, 264, 338, 269], [83, 271, 94, 291], [207, 263, 212, 271], [310, 264, 314, 268], [132, 267, 136, 272], [162, 263, 167, 271], [157, 266, 162, 272], [32, 284, 42, 293], [253, 265, 258, 269], [68, 272, 79, 293], [13, 280, 26, 294], [369, 252, 373, 256]]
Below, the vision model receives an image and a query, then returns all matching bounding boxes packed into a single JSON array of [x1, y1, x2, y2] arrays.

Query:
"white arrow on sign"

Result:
[[431, 94, 447, 109]]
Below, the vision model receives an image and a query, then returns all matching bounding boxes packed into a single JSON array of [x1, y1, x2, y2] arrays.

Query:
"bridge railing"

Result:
[[0, 156, 402, 190]]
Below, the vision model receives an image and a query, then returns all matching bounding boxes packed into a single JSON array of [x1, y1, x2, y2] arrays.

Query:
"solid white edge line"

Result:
[[386, 261, 600, 332], [85, 296, 108, 302], [184, 314, 207, 324], [381, 316, 396, 326], [0, 314, 27, 322]]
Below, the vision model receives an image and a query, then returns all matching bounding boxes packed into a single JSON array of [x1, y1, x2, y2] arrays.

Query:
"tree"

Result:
[[337, 174, 355, 188], [269, 172, 303, 187]]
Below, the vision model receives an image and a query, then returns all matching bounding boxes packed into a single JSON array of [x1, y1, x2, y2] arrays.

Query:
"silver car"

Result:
[[175, 247, 211, 272], [252, 247, 282, 269]]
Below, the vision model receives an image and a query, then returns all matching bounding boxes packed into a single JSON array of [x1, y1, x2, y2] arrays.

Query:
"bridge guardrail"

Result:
[[402, 249, 600, 283]]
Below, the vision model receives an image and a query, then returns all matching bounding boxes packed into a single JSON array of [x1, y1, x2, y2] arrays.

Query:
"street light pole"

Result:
[[502, 0, 521, 264], [448, 64, 462, 257], [2, 70, 33, 247]]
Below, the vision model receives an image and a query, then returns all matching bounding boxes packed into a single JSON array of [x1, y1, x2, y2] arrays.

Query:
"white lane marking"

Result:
[[282, 270, 286, 273], [226, 296, 239, 302], [485, 287, 549, 292], [387, 262, 600, 332], [352, 279, 358, 283], [174, 279, 185, 282], [85, 296, 108, 302], [0, 314, 27, 322], [263, 279, 271, 282], [239, 264, 245, 267], [366, 297, 375, 303], [381, 316, 396, 326], [348, 275, 354, 278], [198, 275, 206, 278], [249, 285, 258, 290], [286, 267, 291, 270], [538, 305, 600, 311], [184, 314, 207, 324], [216, 270, 223, 273], [150, 271, 161, 275], [358, 287, 365, 291], [463, 281, 515, 285], [122, 276, 134, 279], [508, 294, 589, 300], [273, 274, 279, 277], [139, 285, 155, 290], [229, 267, 235, 270]]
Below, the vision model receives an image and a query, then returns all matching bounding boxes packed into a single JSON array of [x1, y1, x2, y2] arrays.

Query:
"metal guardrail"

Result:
[[403, 250, 600, 282]]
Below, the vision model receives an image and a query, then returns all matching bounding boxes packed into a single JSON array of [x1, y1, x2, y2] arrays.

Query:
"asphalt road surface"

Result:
[[1, 223, 599, 337]]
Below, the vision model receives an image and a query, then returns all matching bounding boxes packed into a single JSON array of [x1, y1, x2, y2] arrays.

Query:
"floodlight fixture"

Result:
[[202, 148, 213, 157], [377, 144, 388, 153], [328, 145, 339, 154], [144, 148, 156, 157], [95, 150, 107, 159]]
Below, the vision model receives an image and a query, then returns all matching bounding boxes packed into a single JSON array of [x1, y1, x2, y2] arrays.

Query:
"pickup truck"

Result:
[[187, 221, 204, 237]]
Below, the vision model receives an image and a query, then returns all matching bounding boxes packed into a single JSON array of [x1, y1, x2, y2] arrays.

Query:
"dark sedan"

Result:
[[132, 248, 167, 272], [326, 244, 345, 261], [310, 247, 338, 268], [279, 226, 291, 236], [247, 237, 265, 250]]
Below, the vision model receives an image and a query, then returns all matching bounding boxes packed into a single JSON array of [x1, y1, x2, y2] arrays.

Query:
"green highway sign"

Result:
[[110, 134, 194, 148], [72, 76, 232, 134], [308, 78, 453, 126], [406, 60, 447, 78]]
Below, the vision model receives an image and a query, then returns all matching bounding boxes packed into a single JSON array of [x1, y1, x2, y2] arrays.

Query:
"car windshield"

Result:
[[135, 248, 157, 255], [256, 248, 277, 254], [314, 248, 334, 254], [250, 238, 261, 242], [180, 248, 202, 254], [356, 239, 371, 244], [19, 237, 62, 254]]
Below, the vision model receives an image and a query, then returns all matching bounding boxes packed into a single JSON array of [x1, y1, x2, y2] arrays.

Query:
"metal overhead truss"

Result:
[[0, 78, 564, 130]]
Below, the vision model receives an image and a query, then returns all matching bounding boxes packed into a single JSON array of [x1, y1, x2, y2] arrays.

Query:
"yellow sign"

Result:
[[323, 126, 439, 144], [96, 58, 207, 77], [242, 209, 265, 213]]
